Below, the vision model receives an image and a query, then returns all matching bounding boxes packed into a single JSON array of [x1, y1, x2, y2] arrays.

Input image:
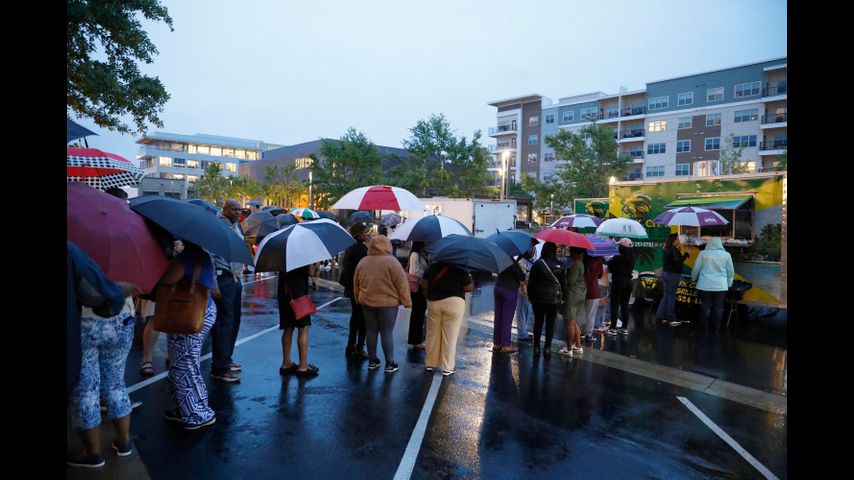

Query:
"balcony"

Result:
[[618, 129, 645, 142], [488, 124, 517, 137], [621, 106, 647, 117], [759, 140, 787, 155], [624, 173, 643, 181], [763, 82, 787, 97], [761, 112, 788, 129], [488, 141, 516, 153]]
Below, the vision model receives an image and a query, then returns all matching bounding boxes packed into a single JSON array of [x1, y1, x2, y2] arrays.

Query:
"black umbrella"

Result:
[[425, 234, 513, 274], [130, 196, 253, 264], [262, 205, 286, 215], [242, 211, 280, 243], [486, 231, 537, 258], [347, 211, 373, 225], [184, 198, 219, 215], [275, 214, 299, 228], [246, 200, 262, 207], [255, 219, 355, 272], [67, 119, 98, 144], [316, 210, 338, 221]]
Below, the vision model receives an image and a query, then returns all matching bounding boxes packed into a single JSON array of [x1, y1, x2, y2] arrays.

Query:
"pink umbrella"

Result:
[[551, 214, 603, 229], [67, 147, 145, 190], [534, 228, 594, 249]]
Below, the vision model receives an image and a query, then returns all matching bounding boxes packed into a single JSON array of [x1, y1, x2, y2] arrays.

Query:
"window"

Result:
[[173, 174, 185, 180], [233, 149, 247, 159], [648, 120, 667, 132], [200, 160, 210, 170], [172, 157, 186, 166], [225, 162, 237, 172], [734, 108, 759, 123], [161, 173, 174, 179], [187, 175, 199, 182], [647, 143, 666, 155], [705, 137, 721, 150], [675, 164, 690, 176], [527, 153, 538, 163], [733, 135, 757, 148], [706, 113, 721, 126], [221, 148, 235, 157], [544, 152, 555, 162], [676, 140, 691, 153], [677, 92, 694, 106], [528, 135, 538, 145], [607, 107, 619, 118], [628, 147, 643, 158], [187, 144, 198, 154], [562, 110, 575, 122], [630, 104, 645, 115], [209, 146, 223, 157], [678, 117, 692, 129], [529, 116, 539, 127], [545, 114, 555, 124], [158, 156, 172, 167], [734, 81, 761, 98], [580, 107, 598, 120], [707, 87, 724, 102], [646, 166, 665, 177], [648, 96, 669, 110], [196, 145, 210, 155], [186, 159, 199, 169], [247, 151, 258, 160]]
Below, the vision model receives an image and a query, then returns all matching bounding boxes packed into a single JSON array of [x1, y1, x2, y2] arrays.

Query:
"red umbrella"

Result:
[[534, 227, 594, 249], [67, 147, 145, 190], [67, 183, 170, 293], [331, 185, 426, 211]]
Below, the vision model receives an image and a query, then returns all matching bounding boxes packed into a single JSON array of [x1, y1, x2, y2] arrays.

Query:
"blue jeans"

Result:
[[515, 294, 533, 338], [211, 274, 242, 374], [656, 272, 682, 321], [699, 290, 726, 332]]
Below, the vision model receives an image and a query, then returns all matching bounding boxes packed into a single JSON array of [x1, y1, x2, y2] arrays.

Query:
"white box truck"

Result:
[[403, 197, 517, 238]]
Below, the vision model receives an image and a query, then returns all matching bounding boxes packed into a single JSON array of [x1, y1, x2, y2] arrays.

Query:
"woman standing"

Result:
[[578, 254, 605, 341], [656, 233, 689, 326], [161, 243, 218, 430], [527, 242, 565, 357], [691, 237, 734, 333], [407, 241, 429, 350], [354, 236, 412, 373], [559, 247, 587, 356], [492, 260, 526, 354], [607, 238, 635, 336], [278, 265, 319, 377], [421, 262, 474, 376]]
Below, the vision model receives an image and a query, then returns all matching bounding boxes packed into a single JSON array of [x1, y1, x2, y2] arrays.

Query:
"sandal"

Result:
[[279, 364, 298, 375], [501, 346, 518, 354], [140, 361, 155, 377], [295, 364, 320, 377]]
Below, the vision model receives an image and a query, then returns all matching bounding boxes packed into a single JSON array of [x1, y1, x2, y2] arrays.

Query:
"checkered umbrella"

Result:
[[67, 147, 145, 190]]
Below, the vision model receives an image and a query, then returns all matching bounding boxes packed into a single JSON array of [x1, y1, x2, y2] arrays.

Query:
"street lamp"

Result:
[[309, 170, 313, 209], [550, 193, 555, 223], [500, 152, 508, 200]]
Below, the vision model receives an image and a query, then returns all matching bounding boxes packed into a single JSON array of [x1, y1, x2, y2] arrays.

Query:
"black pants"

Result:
[[610, 279, 632, 329], [532, 303, 558, 350], [347, 296, 366, 350], [699, 290, 726, 332], [408, 289, 427, 345]]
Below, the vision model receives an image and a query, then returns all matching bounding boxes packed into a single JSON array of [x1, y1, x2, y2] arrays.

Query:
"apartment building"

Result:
[[488, 57, 787, 183], [136, 132, 284, 196]]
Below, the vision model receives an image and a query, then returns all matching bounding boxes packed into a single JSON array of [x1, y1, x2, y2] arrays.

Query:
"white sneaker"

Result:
[[571, 346, 583, 354], [616, 320, 623, 328], [558, 347, 573, 357]]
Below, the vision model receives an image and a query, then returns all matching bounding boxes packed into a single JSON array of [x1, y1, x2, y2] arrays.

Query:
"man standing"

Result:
[[339, 222, 369, 359], [210, 199, 246, 382]]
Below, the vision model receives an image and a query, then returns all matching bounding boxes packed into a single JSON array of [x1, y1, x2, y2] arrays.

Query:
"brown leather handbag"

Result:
[[152, 258, 209, 334]]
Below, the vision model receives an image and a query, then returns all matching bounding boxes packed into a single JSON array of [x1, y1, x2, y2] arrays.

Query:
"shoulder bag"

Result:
[[152, 258, 209, 334]]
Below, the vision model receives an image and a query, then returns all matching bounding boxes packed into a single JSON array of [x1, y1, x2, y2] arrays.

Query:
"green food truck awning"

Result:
[[664, 195, 752, 210]]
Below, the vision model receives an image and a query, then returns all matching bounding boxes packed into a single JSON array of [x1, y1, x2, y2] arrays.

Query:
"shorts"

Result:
[[279, 299, 312, 329]]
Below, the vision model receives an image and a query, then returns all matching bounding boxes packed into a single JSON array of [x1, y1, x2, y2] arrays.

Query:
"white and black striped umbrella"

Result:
[[254, 218, 356, 272], [388, 215, 471, 242]]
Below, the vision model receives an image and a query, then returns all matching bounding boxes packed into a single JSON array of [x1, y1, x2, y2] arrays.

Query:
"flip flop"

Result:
[[279, 364, 299, 375], [140, 361, 155, 377], [295, 364, 320, 377]]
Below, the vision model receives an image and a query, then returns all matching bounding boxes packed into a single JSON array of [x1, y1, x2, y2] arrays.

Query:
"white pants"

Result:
[[576, 299, 600, 336]]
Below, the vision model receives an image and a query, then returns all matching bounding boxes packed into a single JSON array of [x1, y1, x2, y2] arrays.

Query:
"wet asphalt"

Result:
[[68, 271, 787, 479]]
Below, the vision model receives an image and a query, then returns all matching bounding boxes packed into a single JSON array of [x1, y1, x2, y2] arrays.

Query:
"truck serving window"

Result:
[[664, 195, 754, 243]]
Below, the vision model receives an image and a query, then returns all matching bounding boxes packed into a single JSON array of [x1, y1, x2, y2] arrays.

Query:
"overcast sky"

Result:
[[69, 0, 787, 163]]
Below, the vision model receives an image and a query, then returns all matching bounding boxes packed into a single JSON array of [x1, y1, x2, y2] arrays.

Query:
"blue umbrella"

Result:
[[275, 214, 299, 228], [184, 198, 219, 215], [130, 196, 253, 264], [67, 118, 98, 144], [254, 219, 356, 272], [316, 210, 338, 221], [486, 230, 537, 258], [262, 205, 286, 215], [425, 234, 513, 274], [246, 200, 262, 207], [347, 211, 373, 225]]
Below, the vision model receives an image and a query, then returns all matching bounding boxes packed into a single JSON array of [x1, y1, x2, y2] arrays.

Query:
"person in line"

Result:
[[691, 237, 734, 333], [407, 241, 430, 350], [657, 233, 690, 326], [139, 240, 183, 377], [353, 235, 412, 373], [161, 243, 219, 430], [492, 258, 526, 354], [421, 261, 474, 376], [527, 242, 565, 357], [209, 199, 247, 383], [67, 242, 134, 468], [607, 238, 635, 336], [559, 247, 587, 356], [278, 265, 319, 377], [339, 222, 369, 359], [578, 253, 605, 342], [514, 247, 535, 342]]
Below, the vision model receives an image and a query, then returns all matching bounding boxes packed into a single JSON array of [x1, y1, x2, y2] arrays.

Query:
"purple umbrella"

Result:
[[552, 214, 603, 229], [653, 206, 729, 226], [584, 234, 620, 258]]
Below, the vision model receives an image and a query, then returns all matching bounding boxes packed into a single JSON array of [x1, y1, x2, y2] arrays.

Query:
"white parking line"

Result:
[[394, 372, 444, 480], [127, 296, 347, 393], [677, 396, 780, 480]]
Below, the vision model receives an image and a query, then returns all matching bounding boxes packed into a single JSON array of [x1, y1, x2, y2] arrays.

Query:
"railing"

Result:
[[624, 173, 643, 181], [762, 113, 788, 123], [760, 140, 788, 150], [621, 106, 647, 117], [488, 142, 516, 152], [620, 129, 645, 139], [488, 124, 517, 135], [627, 150, 644, 159], [763, 83, 787, 96]]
